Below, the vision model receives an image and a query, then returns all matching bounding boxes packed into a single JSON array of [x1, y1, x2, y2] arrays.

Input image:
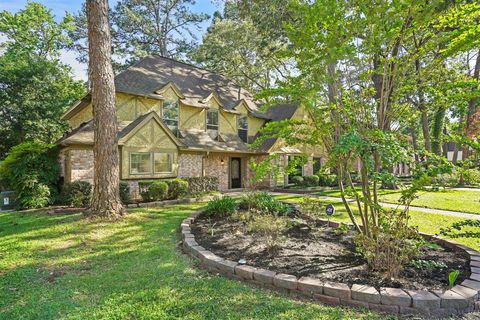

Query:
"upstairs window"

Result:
[[162, 101, 179, 135], [206, 109, 219, 140], [237, 115, 248, 143]]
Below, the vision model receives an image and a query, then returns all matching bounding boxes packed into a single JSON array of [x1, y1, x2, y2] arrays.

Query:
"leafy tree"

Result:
[[192, 0, 292, 93], [71, 0, 209, 68], [0, 2, 85, 158]]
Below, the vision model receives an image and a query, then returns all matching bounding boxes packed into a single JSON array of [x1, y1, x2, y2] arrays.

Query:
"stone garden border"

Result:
[[181, 210, 480, 317]]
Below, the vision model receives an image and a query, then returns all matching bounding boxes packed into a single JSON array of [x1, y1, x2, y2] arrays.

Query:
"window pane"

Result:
[[163, 101, 179, 120], [207, 109, 218, 126], [130, 153, 151, 174], [238, 129, 248, 143], [154, 153, 171, 173], [237, 115, 248, 129]]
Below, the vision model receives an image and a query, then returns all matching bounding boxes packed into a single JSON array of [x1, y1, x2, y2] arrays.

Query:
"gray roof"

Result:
[[63, 55, 269, 120], [265, 102, 300, 121]]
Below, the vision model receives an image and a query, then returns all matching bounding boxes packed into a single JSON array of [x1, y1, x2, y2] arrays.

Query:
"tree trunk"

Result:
[[415, 59, 432, 152], [463, 49, 480, 159], [86, 0, 125, 218]]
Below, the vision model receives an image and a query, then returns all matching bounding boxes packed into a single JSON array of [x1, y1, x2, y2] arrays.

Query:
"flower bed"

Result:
[[181, 210, 480, 317]]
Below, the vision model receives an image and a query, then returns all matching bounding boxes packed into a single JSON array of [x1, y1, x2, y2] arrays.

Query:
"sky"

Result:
[[0, 0, 221, 80]]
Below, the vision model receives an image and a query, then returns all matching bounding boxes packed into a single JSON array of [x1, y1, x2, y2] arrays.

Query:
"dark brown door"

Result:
[[230, 157, 241, 189]]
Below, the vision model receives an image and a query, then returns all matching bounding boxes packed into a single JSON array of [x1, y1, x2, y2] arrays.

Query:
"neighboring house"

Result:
[[58, 56, 325, 197]]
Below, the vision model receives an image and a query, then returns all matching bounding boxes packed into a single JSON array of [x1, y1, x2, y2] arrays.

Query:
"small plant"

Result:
[[165, 178, 188, 199], [334, 223, 351, 236], [205, 196, 236, 217], [147, 181, 169, 201], [248, 214, 288, 252], [411, 259, 448, 270], [291, 176, 304, 186], [303, 175, 319, 187], [119, 182, 130, 204], [299, 197, 324, 219], [238, 192, 289, 215], [448, 270, 460, 288], [207, 218, 217, 236], [417, 240, 444, 251], [61, 181, 92, 207], [317, 173, 338, 187]]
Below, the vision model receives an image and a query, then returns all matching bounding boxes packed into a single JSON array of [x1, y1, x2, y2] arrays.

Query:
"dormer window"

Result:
[[237, 115, 248, 143], [206, 109, 219, 140], [162, 100, 179, 135]]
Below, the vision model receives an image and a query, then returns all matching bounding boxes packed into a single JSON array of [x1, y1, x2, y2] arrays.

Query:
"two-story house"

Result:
[[58, 56, 325, 196]]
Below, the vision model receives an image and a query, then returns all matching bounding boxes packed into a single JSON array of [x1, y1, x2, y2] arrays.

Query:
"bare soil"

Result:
[[192, 210, 470, 291]]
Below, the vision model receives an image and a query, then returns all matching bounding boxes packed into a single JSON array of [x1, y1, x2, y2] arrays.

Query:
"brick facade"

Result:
[[178, 153, 204, 178], [204, 153, 230, 191], [63, 148, 94, 184]]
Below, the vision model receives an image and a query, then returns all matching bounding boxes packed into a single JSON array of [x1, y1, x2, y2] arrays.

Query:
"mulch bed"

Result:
[[191, 210, 470, 291]]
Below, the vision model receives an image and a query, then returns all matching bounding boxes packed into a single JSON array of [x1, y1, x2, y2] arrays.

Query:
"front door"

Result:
[[230, 157, 242, 189]]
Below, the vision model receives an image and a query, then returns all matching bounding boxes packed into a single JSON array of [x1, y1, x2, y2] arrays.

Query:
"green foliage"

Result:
[[164, 178, 188, 200], [299, 197, 324, 220], [459, 168, 480, 185], [147, 181, 169, 201], [291, 176, 304, 186], [238, 192, 289, 215], [61, 181, 92, 208], [440, 219, 480, 239], [119, 182, 130, 204], [410, 259, 447, 270], [355, 210, 420, 278], [303, 175, 319, 187], [71, 0, 209, 68], [448, 270, 460, 288], [318, 173, 338, 187], [0, 2, 85, 157], [248, 214, 288, 252], [0, 142, 60, 209], [333, 223, 351, 236], [204, 196, 236, 218], [183, 176, 219, 194]]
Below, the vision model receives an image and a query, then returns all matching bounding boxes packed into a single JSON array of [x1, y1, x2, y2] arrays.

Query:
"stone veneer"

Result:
[[69, 149, 94, 184], [181, 212, 480, 317]]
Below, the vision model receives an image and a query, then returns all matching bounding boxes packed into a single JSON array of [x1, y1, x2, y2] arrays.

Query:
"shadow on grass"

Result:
[[0, 205, 382, 320]]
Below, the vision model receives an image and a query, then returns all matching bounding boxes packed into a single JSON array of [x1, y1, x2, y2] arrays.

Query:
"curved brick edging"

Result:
[[126, 194, 223, 209], [181, 211, 480, 317]]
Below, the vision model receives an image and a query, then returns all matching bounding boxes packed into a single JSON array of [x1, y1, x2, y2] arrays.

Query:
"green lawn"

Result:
[[276, 194, 480, 251], [319, 188, 480, 215], [0, 205, 383, 320]]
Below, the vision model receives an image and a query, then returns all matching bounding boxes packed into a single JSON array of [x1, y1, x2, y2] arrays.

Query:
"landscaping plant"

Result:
[[448, 270, 460, 288], [248, 214, 288, 252], [146, 181, 169, 201], [238, 192, 289, 215], [204, 196, 236, 217], [303, 175, 319, 187], [291, 176, 303, 186], [119, 182, 130, 204], [165, 178, 189, 199], [61, 181, 92, 207], [299, 197, 324, 220], [0, 142, 60, 209]]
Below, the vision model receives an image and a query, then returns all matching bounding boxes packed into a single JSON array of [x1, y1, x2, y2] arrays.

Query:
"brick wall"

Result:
[[178, 153, 203, 178], [204, 153, 229, 191]]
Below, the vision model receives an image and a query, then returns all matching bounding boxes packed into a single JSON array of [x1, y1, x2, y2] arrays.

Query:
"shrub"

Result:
[[355, 210, 420, 278], [138, 181, 154, 201], [461, 168, 480, 185], [291, 176, 304, 186], [238, 192, 289, 215], [299, 197, 324, 219], [0, 142, 60, 209], [436, 172, 460, 187], [119, 182, 130, 204], [183, 176, 219, 194], [303, 175, 319, 187], [61, 181, 92, 207], [165, 178, 188, 199], [205, 196, 236, 217], [318, 173, 338, 187], [248, 215, 288, 252], [147, 181, 169, 201]]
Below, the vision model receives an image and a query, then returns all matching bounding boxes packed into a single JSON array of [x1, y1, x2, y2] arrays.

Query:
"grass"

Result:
[[319, 187, 480, 215], [276, 194, 480, 251], [0, 204, 384, 320]]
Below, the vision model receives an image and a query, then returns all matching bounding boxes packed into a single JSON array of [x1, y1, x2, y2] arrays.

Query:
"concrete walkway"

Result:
[[266, 191, 480, 221]]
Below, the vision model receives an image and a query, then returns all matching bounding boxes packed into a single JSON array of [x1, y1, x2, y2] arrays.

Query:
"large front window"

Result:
[[206, 109, 219, 140], [162, 101, 179, 135], [130, 152, 173, 175], [130, 152, 152, 174], [237, 115, 248, 142]]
